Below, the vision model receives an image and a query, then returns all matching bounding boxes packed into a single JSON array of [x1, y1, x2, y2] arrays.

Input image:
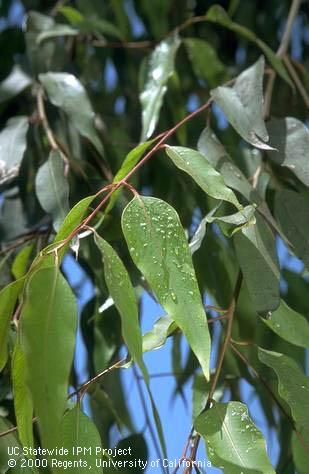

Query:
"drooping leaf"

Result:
[[261, 300, 309, 348], [36, 23, 78, 43], [94, 234, 147, 379], [195, 401, 275, 473], [258, 348, 309, 432], [0, 278, 25, 371], [234, 213, 280, 315], [184, 38, 226, 87], [20, 266, 77, 451], [35, 150, 70, 232], [266, 118, 309, 187], [192, 374, 223, 422], [0, 65, 32, 103], [165, 146, 241, 209], [39, 72, 103, 155], [0, 116, 29, 187], [211, 56, 274, 149], [206, 204, 256, 236], [140, 33, 180, 140], [60, 405, 102, 473], [189, 215, 208, 255], [12, 244, 34, 280], [206, 5, 291, 86], [142, 316, 176, 353], [122, 196, 211, 379], [12, 342, 34, 450], [275, 190, 309, 270]]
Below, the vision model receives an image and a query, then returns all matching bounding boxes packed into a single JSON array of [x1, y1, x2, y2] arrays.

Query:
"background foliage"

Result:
[[0, 0, 308, 472]]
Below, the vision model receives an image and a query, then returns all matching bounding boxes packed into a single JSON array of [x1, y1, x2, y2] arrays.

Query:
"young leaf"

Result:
[[234, 213, 280, 315], [165, 146, 241, 209], [189, 215, 208, 255], [211, 56, 274, 150], [60, 406, 102, 472], [142, 316, 176, 353], [122, 196, 211, 380], [94, 234, 147, 380], [54, 195, 95, 244], [275, 190, 309, 270], [0, 116, 29, 187], [0, 65, 32, 103], [266, 118, 309, 187], [35, 150, 70, 232], [140, 33, 180, 140], [195, 401, 275, 473], [36, 24, 78, 43], [39, 72, 103, 155], [20, 266, 77, 451], [258, 348, 309, 431], [184, 38, 226, 87], [12, 342, 34, 450], [0, 278, 25, 371], [261, 300, 309, 348]]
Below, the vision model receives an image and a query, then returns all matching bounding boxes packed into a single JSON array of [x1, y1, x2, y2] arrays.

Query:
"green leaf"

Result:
[[206, 5, 291, 86], [211, 56, 274, 150], [292, 429, 309, 474], [106, 140, 154, 213], [20, 266, 77, 451], [12, 245, 34, 280], [0, 65, 32, 104], [54, 195, 95, 244], [165, 146, 241, 209], [36, 24, 78, 43], [195, 401, 275, 473], [192, 374, 223, 422], [0, 116, 29, 187], [140, 33, 180, 140], [59, 6, 84, 24], [258, 348, 309, 431], [60, 405, 102, 473], [275, 190, 309, 270], [94, 235, 147, 380], [35, 150, 70, 232], [189, 215, 208, 255], [261, 300, 309, 348], [122, 196, 211, 379], [0, 418, 24, 472], [267, 118, 309, 187], [142, 316, 176, 352], [184, 38, 226, 87], [0, 278, 25, 371], [12, 342, 34, 451], [206, 204, 256, 236], [234, 214, 280, 315], [39, 72, 103, 155]]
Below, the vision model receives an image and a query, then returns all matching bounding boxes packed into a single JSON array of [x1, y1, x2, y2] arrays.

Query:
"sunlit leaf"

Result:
[[234, 214, 280, 315], [36, 24, 78, 43], [258, 348, 309, 431], [35, 150, 70, 232], [165, 146, 241, 209], [211, 56, 274, 149], [140, 33, 180, 140], [142, 316, 176, 353], [39, 72, 103, 155], [0, 116, 29, 187], [0, 65, 32, 103], [60, 405, 102, 472], [0, 278, 24, 371], [12, 245, 34, 281], [261, 300, 309, 348], [20, 266, 77, 451], [195, 401, 275, 473], [122, 196, 211, 380], [189, 215, 208, 255]]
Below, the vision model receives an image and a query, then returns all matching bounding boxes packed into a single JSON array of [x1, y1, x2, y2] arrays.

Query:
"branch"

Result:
[[283, 55, 309, 108], [264, 0, 302, 117]]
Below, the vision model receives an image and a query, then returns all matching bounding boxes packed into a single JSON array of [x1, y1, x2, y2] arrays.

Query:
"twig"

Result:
[[283, 55, 309, 108], [264, 0, 302, 117]]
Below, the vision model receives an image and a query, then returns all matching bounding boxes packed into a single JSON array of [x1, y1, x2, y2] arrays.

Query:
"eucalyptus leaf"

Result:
[[192, 374, 223, 422], [0, 116, 29, 187], [234, 213, 280, 315], [211, 56, 274, 150], [35, 150, 70, 232], [140, 33, 180, 140], [0, 278, 25, 371], [36, 24, 78, 43], [122, 196, 211, 379], [184, 38, 226, 87], [39, 72, 103, 155], [258, 348, 309, 431], [20, 266, 77, 452], [142, 316, 176, 353], [0, 65, 32, 103], [195, 401, 275, 473], [189, 215, 208, 255], [261, 300, 309, 348], [165, 146, 241, 209]]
